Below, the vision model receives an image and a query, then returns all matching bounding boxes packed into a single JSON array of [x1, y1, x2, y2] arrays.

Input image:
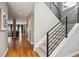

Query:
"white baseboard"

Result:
[[3, 48, 8, 57], [67, 51, 79, 57]]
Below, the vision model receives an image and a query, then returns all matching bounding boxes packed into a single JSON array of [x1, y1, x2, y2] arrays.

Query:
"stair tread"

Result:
[[40, 43, 47, 52], [36, 47, 46, 57]]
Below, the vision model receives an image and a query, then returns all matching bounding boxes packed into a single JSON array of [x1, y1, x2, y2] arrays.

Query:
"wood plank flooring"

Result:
[[73, 54, 79, 57], [6, 33, 39, 57]]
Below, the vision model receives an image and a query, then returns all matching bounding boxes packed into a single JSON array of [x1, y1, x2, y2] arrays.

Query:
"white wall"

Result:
[[0, 31, 8, 56], [0, 2, 8, 56], [0, 2, 8, 15], [34, 2, 59, 48], [27, 12, 34, 44]]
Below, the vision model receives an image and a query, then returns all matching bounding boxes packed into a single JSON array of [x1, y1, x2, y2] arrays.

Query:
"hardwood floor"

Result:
[[6, 33, 39, 57], [73, 54, 79, 57]]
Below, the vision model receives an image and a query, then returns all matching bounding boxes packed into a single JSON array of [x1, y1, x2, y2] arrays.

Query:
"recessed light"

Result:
[[18, 12, 22, 15]]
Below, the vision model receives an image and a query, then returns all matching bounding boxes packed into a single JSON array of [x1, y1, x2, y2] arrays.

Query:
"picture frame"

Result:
[[0, 8, 8, 31]]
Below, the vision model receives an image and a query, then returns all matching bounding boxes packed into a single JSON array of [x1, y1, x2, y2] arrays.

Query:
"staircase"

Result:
[[45, 2, 61, 20], [36, 40, 46, 57], [36, 20, 65, 57], [34, 2, 78, 57]]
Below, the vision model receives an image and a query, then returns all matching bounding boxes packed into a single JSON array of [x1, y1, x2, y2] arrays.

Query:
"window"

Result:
[[62, 2, 76, 11]]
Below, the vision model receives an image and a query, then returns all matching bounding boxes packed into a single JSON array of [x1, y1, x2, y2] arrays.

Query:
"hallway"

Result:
[[5, 33, 39, 57]]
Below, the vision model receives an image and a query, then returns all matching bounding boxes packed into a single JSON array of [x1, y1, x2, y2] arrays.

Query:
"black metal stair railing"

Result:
[[47, 6, 78, 57], [45, 2, 61, 20], [47, 18, 66, 57]]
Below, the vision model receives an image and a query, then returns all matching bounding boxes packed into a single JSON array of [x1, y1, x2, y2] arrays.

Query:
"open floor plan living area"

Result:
[[0, 2, 79, 57]]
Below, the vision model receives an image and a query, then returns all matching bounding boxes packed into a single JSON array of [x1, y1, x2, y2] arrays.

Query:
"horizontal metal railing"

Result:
[[45, 2, 61, 20], [47, 6, 78, 57]]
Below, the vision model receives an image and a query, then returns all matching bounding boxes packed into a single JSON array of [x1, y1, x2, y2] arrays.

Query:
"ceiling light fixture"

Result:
[[18, 12, 22, 15]]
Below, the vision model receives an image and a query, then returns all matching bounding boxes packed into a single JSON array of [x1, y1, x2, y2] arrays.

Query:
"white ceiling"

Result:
[[8, 2, 34, 19]]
